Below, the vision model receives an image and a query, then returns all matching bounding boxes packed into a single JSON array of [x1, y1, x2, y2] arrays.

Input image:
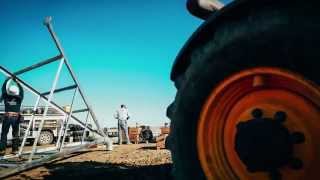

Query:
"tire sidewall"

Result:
[[169, 9, 320, 179], [39, 131, 54, 145]]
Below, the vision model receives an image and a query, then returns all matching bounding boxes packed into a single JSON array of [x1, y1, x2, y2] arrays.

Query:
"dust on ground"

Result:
[[6, 143, 173, 180]]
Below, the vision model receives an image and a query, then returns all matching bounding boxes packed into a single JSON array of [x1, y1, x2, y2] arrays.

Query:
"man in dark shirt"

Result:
[[0, 78, 24, 155]]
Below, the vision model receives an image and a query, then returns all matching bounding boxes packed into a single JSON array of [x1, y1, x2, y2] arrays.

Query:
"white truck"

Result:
[[0, 106, 65, 145]]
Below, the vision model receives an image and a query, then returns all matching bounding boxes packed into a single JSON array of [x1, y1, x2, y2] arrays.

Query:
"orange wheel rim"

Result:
[[197, 67, 320, 180]]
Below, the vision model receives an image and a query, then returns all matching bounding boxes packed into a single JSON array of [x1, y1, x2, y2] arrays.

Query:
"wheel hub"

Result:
[[235, 109, 304, 179], [197, 67, 320, 180]]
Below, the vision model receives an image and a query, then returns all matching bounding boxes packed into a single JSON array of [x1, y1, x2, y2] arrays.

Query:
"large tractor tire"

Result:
[[167, 1, 320, 180]]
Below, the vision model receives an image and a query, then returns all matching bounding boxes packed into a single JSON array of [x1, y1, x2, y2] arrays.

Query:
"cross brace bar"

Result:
[[14, 55, 63, 76], [0, 142, 96, 179], [41, 84, 77, 96], [44, 17, 107, 138], [0, 66, 102, 136], [72, 108, 89, 114]]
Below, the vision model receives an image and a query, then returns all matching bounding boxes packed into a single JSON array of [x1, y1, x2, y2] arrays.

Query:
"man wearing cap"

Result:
[[114, 104, 131, 145], [0, 78, 24, 155]]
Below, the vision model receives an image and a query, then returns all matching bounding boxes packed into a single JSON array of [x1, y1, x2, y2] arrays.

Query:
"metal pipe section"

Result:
[[0, 141, 97, 179], [13, 55, 62, 76], [59, 88, 78, 151], [41, 84, 77, 96], [44, 17, 112, 150], [43, 16, 112, 150], [28, 58, 65, 162], [18, 96, 41, 156], [72, 108, 89, 114], [0, 66, 102, 136], [81, 111, 90, 144], [55, 114, 67, 149]]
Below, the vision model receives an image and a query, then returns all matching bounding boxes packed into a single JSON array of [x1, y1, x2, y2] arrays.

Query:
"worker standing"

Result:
[[114, 104, 131, 145], [0, 78, 24, 156]]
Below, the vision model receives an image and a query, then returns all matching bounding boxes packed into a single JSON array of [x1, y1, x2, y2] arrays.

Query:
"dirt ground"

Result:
[[5, 143, 173, 180]]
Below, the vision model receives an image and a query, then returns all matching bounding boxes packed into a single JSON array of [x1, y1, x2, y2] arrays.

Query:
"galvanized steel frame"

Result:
[[0, 16, 112, 178]]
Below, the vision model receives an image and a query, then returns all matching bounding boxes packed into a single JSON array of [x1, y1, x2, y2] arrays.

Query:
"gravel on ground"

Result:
[[6, 143, 173, 180]]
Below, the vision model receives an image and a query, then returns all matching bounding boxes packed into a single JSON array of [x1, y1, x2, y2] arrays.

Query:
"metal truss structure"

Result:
[[0, 17, 112, 178]]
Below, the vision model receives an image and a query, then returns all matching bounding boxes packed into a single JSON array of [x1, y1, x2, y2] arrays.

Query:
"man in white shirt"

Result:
[[114, 104, 131, 145]]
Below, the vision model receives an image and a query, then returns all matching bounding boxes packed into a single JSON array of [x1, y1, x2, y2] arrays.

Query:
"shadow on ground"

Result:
[[138, 146, 158, 150], [39, 161, 173, 180]]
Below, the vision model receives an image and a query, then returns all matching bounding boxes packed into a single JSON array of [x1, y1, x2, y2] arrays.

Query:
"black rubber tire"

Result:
[[38, 131, 54, 145], [167, 4, 320, 180]]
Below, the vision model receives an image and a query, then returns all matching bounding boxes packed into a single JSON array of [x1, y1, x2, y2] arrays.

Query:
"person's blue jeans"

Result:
[[118, 120, 130, 144], [0, 115, 20, 151]]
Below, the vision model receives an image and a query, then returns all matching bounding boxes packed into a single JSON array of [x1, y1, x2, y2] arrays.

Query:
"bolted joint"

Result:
[[251, 108, 263, 118]]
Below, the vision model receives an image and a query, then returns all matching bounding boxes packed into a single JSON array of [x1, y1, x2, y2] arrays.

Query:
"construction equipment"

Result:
[[156, 124, 170, 150], [139, 126, 153, 143], [0, 16, 112, 178], [167, 0, 320, 180], [129, 127, 141, 144], [113, 126, 154, 144]]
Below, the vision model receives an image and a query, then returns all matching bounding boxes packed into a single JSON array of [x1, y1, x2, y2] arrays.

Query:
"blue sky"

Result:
[[0, 0, 230, 128]]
